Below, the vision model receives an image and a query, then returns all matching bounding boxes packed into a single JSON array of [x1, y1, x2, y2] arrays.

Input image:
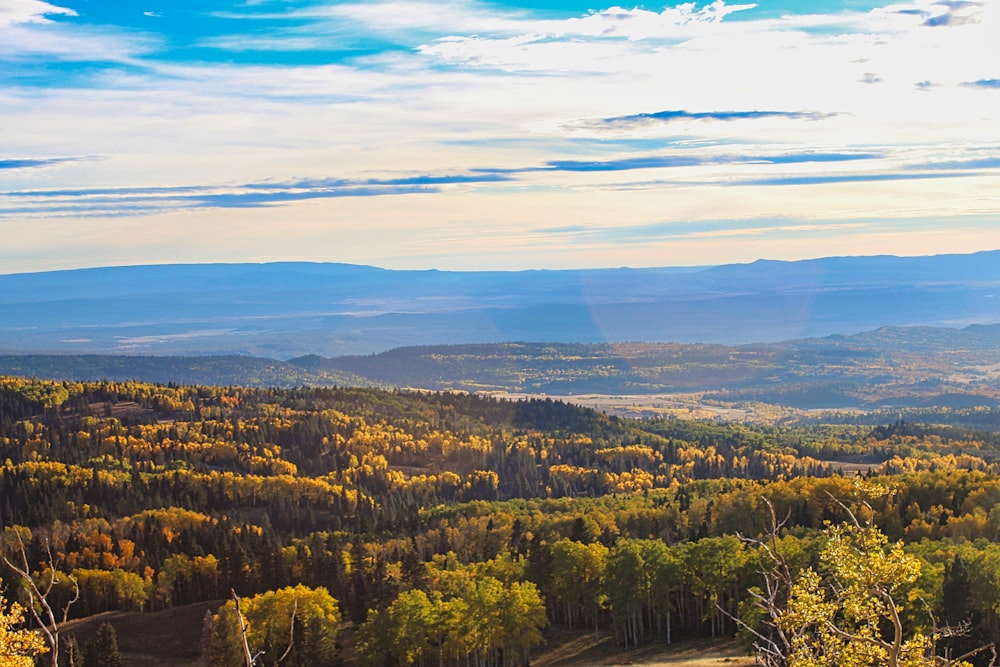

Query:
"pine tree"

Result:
[[200, 610, 217, 667], [940, 555, 981, 663], [83, 623, 121, 667], [942, 555, 972, 626]]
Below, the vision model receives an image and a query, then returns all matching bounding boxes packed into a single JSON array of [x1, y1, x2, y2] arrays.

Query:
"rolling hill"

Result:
[[3, 324, 1000, 410]]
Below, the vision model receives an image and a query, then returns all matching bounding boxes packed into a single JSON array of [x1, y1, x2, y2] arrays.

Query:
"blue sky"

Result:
[[1, 0, 998, 272]]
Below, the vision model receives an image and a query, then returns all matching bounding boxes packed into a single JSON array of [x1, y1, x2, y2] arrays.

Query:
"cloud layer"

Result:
[[1, 0, 999, 272]]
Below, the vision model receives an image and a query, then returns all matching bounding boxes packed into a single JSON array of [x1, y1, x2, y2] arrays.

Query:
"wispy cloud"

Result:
[[541, 151, 879, 173], [536, 217, 870, 244], [595, 109, 837, 130], [908, 156, 1000, 170], [920, 0, 984, 27], [184, 186, 440, 208], [0, 173, 511, 216], [0, 157, 81, 170], [11, 152, 984, 219], [534, 212, 1000, 247], [962, 78, 1000, 89], [729, 171, 977, 187]]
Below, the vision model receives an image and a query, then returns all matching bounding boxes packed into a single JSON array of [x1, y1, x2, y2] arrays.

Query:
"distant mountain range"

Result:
[[1, 251, 999, 357]]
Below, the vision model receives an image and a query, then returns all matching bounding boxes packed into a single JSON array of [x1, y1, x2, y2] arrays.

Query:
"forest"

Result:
[[4, 376, 1000, 665]]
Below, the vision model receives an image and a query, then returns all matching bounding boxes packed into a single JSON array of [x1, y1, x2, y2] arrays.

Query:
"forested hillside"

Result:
[[4, 378, 1000, 665], [293, 325, 1000, 406], [0, 354, 369, 390], [4, 323, 1000, 411]]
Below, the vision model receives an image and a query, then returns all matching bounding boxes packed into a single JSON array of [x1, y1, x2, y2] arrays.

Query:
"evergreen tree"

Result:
[[199, 610, 217, 667], [942, 555, 972, 626], [83, 623, 121, 667], [940, 555, 981, 663]]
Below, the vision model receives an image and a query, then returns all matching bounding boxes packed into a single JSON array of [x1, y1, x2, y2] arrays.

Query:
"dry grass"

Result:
[[533, 631, 756, 667], [59, 600, 222, 666]]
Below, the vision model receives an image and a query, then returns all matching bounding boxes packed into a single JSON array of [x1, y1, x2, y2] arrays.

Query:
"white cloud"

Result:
[[558, 2, 758, 40], [198, 33, 333, 52], [0, 0, 160, 62], [0, 0, 74, 27], [217, 1, 758, 43], [0, 23, 158, 60]]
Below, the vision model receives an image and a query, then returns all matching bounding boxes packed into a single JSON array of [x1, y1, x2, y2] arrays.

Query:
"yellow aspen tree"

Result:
[[742, 484, 995, 667], [0, 580, 48, 667]]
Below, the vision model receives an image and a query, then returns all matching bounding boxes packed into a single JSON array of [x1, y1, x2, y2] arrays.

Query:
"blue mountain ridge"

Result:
[[1, 250, 999, 357]]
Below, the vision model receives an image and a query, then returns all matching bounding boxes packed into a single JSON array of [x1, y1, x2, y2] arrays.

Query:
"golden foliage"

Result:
[[0, 579, 48, 667]]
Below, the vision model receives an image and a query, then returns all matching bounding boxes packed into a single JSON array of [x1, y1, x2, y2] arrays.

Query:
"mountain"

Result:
[[4, 324, 1000, 409], [2, 251, 999, 357]]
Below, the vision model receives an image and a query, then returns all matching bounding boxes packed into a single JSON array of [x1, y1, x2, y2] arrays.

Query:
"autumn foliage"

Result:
[[3, 378, 1000, 664]]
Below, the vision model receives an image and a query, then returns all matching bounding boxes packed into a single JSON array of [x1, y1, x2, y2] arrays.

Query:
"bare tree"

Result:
[[2, 529, 79, 667], [232, 589, 260, 667], [730, 497, 794, 667]]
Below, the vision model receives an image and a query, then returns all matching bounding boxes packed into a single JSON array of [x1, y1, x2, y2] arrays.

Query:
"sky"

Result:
[[1, 0, 998, 273]]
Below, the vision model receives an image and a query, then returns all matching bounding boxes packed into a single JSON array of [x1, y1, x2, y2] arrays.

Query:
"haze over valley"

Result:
[[3, 251, 999, 358]]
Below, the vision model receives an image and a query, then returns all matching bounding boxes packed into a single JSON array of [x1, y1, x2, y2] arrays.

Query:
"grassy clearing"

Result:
[[533, 630, 755, 667]]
